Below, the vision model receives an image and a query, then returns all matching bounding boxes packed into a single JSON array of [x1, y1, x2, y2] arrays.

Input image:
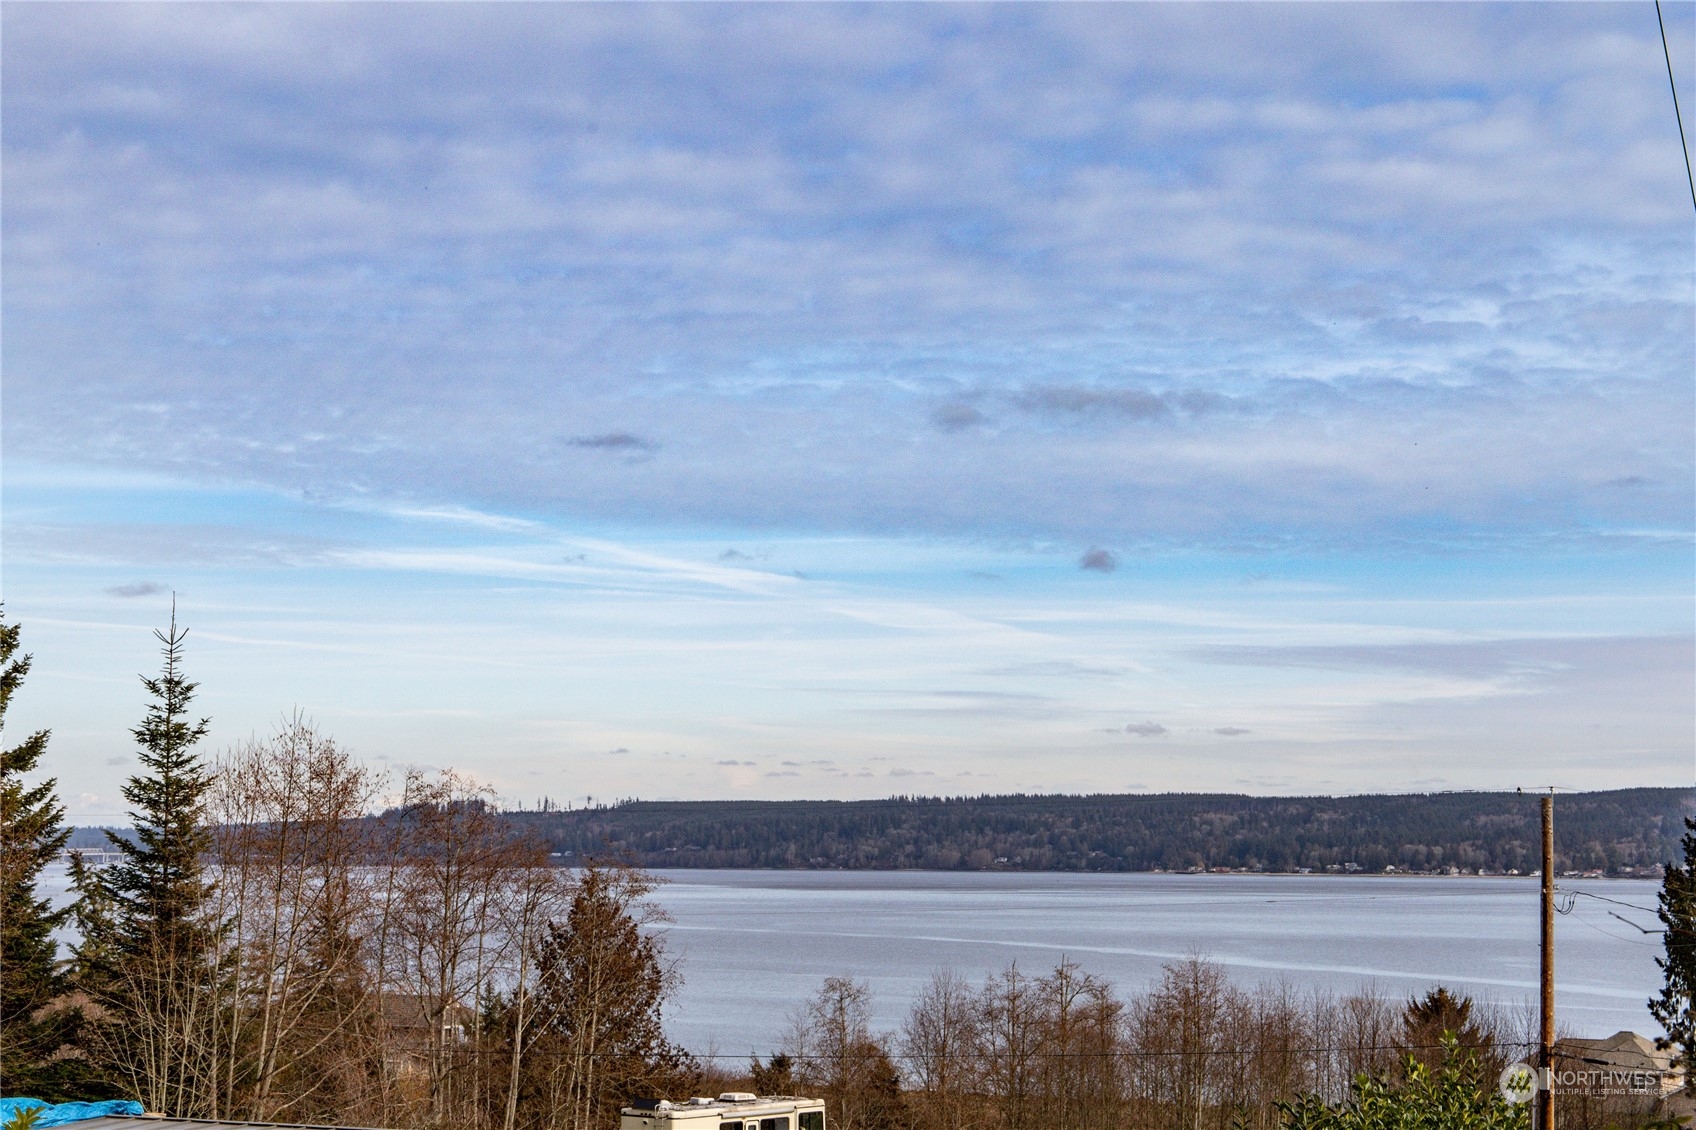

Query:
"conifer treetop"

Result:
[[103, 599, 215, 935], [0, 604, 70, 915], [0, 606, 75, 1098]]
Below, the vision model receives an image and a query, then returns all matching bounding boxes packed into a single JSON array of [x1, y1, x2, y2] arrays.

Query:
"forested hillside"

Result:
[[510, 788, 1691, 875]]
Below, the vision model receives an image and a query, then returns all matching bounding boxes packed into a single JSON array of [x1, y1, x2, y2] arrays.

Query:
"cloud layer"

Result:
[[2, 5, 1691, 810], [4, 4, 1691, 547]]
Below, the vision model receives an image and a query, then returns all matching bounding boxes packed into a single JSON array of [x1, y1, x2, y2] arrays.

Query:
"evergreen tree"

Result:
[[749, 1053, 795, 1096], [524, 863, 695, 1129], [103, 608, 215, 950], [1397, 987, 1503, 1079], [1651, 816, 1696, 1088], [0, 609, 74, 1096], [74, 606, 223, 1114]]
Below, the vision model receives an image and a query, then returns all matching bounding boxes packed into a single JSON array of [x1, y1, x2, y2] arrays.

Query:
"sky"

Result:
[[2, 3, 1693, 820]]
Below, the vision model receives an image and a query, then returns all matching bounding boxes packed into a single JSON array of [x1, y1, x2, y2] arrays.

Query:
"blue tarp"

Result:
[[0, 1099, 145, 1127]]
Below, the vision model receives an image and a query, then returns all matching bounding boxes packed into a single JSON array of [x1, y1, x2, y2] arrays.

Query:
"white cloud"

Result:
[[2, 4, 1688, 547]]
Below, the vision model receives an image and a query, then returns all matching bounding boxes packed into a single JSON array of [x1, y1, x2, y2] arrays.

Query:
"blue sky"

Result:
[[3, 3, 1692, 819]]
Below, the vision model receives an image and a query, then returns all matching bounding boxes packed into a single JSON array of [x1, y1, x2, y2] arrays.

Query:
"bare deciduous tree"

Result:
[[1033, 959, 1122, 1130], [788, 977, 903, 1130], [899, 970, 979, 1130], [209, 715, 384, 1123], [382, 769, 553, 1126]]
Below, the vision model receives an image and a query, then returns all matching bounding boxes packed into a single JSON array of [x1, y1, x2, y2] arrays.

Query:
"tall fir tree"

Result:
[[101, 606, 215, 956], [1651, 815, 1696, 1089], [524, 863, 696, 1129], [74, 605, 223, 1114], [1397, 986, 1504, 1079], [0, 608, 75, 1097]]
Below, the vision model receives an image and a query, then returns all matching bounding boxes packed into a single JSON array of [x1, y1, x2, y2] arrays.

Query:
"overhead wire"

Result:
[[1565, 888, 1657, 915], [1610, 910, 1665, 936], [1567, 909, 1661, 947], [585, 1038, 1546, 1062], [1656, 0, 1696, 213]]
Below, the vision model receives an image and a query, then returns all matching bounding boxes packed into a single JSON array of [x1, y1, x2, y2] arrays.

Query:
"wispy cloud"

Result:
[[566, 433, 658, 453], [1192, 636, 1693, 683], [332, 538, 798, 598], [978, 660, 1133, 679], [368, 503, 542, 533], [932, 403, 988, 432], [105, 581, 166, 598], [1021, 387, 1170, 420], [1079, 548, 1118, 573]]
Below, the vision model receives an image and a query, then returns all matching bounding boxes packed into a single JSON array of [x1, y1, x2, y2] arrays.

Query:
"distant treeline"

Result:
[[506, 788, 1693, 875], [65, 826, 134, 850]]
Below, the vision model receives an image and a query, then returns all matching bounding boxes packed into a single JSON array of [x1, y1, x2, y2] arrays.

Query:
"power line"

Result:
[[1566, 888, 1657, 914], [1568, 910, 1660, 947], [1656, 0, 1696, 213], [1609, 909, 1665, 937], [580, 1039, 1547, 1062]]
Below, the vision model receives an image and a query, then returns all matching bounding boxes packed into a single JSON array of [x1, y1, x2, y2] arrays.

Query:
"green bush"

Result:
[[1278, 1036, 1528, 1130]]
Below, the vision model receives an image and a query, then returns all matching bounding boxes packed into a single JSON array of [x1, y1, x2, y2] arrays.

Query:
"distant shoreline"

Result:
[[508, 786, 1692, 878], [627, 864, 1653, 879], [63, 785, 1691, 878], [45, 854, 1657, 880]]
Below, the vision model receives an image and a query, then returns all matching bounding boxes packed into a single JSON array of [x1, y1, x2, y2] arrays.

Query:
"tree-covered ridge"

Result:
[[511, 788, 1693, 875]]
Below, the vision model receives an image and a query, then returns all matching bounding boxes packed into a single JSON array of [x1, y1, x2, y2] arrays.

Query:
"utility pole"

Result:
[[1538, 793, 1555, 1130]]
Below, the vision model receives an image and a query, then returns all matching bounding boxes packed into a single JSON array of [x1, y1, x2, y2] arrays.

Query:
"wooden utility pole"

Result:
[[1538, 793, 1556, 1130]]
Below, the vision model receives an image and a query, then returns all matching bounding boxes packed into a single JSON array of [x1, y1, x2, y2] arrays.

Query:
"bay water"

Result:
[[39, 864, 1661, 1059], [645, 870, 1661, 1058]]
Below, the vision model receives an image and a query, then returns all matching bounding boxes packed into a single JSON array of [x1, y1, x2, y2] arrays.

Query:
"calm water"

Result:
[[643, 870, 1661, 1057], [40, 865, 1661, 1057]]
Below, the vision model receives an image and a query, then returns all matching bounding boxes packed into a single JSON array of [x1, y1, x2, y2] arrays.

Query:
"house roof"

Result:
[[1556, 1030, 1676, 1073], [377, 992, 474, 1027]]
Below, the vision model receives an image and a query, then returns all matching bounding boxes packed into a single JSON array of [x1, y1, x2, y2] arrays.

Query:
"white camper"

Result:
[[620, 1094, 825, 1130]]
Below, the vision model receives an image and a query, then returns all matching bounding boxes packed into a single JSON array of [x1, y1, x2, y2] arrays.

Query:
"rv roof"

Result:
[[620, 1095, 821, 1121]]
